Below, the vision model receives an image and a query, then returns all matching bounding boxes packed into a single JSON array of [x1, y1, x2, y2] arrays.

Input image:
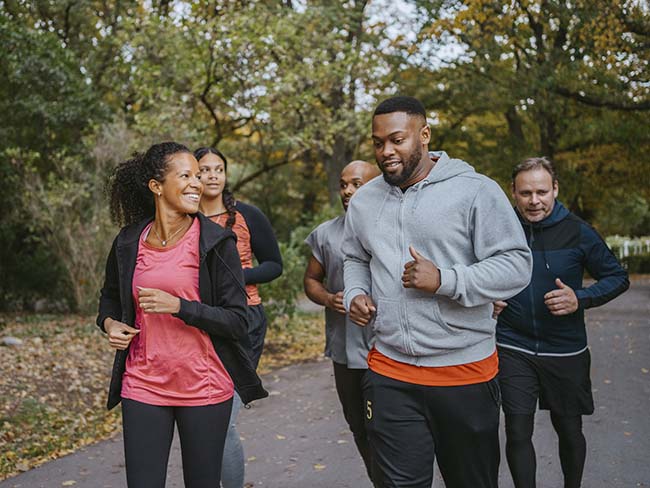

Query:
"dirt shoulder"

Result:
[[0, 312, 324, 480]]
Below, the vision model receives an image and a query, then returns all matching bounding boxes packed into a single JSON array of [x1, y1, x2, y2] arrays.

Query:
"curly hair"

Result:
[[108, 141, 192, 226], [194, 146, 237, 229]]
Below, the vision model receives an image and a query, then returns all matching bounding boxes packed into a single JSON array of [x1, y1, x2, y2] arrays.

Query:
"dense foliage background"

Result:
[[1, 0, 649, 312]]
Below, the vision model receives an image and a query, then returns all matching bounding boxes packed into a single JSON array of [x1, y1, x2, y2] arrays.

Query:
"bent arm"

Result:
[[174, 238, 248, 340], [240, 203, 283, 284], [304, 255, 336, 307], [437, 180, 533, 307], [576, 225, 630, 308], [97, 237, 122, 333]]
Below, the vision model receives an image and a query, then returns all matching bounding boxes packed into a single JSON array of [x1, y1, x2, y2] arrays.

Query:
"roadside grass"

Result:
[[0, 311, 324, 480]]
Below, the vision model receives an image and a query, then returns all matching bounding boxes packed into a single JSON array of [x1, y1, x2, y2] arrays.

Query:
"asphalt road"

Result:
[[1, 279, 648, 488]]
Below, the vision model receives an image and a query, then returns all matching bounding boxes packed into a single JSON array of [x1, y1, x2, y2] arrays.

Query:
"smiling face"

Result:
[[512, 167, 558, 223], [197, 152, 227, 199], [372, 111, 431, 188], [150, 152, 203, 214]]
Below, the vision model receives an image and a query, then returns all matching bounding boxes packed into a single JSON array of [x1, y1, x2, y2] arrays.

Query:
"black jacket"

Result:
[[497, 202, 629, 355], [97, 213, 268, 409]]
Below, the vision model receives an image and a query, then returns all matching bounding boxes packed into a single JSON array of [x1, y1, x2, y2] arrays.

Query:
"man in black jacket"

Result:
[[495, 157, 629, 488]]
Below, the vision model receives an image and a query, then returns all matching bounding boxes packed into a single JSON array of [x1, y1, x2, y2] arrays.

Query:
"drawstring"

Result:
[[529, 223, 550, 271]]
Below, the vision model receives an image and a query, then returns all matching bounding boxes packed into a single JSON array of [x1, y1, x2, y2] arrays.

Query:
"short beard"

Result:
[[381, 145, 422, 187]]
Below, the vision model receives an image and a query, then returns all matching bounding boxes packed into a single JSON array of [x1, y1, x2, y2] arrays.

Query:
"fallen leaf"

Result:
[[276, 434, 286, 440], [0, 313, 325, 480], [604, 379, 612, 384], [313, 463, 326, 471], [641, 368, 648, 374], [62, 481, 77, 486]]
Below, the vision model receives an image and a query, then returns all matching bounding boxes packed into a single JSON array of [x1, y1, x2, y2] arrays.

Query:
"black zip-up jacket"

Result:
[[496, 201, 629, 355], [97, 213, 268, 410]]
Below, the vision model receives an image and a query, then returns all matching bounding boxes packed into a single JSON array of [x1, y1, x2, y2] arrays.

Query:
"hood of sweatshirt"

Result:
[[371, 151, 477, 219], [423, 151, 476, 184]]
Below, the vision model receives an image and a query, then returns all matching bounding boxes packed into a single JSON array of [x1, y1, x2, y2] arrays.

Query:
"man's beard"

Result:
[[381, 145, 422, 187]]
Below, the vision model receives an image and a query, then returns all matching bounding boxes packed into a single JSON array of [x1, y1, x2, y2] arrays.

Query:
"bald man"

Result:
[[304, 160, 381, 483]]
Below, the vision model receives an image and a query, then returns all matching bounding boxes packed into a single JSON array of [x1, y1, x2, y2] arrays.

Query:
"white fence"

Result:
[[606, 236, 650, 259]]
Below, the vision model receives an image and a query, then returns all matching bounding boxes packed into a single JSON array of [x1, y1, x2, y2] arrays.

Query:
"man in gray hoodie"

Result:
[[343, 96, 532, 488]]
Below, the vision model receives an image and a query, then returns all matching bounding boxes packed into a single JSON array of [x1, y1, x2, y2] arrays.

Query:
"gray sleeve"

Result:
[[437, 179, 532, 306], [304, 227, 324, 265], [342, 202, 373, 309]]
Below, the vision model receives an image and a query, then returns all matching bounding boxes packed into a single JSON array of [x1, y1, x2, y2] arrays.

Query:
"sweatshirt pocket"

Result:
[[373, 298, 408, 355], [408, 297, 465, 357], [374, 296, 466, 357]]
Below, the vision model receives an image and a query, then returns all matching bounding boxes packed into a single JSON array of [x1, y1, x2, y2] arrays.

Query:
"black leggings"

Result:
[[121, 397, 232, 488], [505, 413, 586, 488]]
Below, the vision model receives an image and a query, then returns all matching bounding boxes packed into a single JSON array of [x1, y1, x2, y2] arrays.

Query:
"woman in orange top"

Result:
[[195, 146, 282, 488]]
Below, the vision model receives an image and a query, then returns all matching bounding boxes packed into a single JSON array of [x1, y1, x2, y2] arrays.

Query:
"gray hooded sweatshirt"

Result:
[[342, 151, 532, 367]]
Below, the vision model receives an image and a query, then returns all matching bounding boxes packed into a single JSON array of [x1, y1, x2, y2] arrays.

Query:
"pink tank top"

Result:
[[121, 217, 234, 406]]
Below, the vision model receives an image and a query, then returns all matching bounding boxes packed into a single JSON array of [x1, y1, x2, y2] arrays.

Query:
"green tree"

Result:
[[405, 0, 650, 231], [0, 14, 104, 309]]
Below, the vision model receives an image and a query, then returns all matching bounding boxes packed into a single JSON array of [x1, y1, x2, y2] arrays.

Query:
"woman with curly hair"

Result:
[[194, 147, 282, 488], [97, 141, 267, 488]]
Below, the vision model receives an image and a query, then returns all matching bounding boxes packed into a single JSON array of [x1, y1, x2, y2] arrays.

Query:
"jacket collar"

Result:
[[515, 200, 570, 229]]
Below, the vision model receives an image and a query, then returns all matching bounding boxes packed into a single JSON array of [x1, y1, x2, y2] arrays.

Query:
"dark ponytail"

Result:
[[194, 146, 237, 229], [109, 141, 191, 226]]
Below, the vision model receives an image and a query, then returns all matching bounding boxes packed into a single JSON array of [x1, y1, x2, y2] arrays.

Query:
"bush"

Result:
[[15, 122, 135, 313], [259, 204, 340, 327], [621, 253, 650, 274]]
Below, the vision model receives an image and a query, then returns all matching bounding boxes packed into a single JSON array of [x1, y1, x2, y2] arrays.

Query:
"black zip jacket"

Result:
[[97, 213, 268, 409], [496, 201, 629, 355]]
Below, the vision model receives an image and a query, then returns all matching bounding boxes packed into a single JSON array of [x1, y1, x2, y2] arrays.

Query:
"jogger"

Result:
[[495, 157, 629, 487], [343, 96, 532, 487], [196, 146, 282, 488]]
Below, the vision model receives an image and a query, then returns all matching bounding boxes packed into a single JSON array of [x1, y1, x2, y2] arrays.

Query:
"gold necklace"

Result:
[[151, 217, 190, 247]]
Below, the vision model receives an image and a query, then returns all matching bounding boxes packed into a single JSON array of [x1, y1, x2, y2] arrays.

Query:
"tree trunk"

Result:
[[301, 151, 318, 221], [324, 134, 356, 205], [539, 112, 557, 161]]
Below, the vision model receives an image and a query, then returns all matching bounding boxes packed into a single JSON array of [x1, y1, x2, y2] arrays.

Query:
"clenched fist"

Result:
[[544, 278, 578, 316], [104, 318, 139, 350], [137, 287, 181, 314], [349, 294, 377, 326], [327, 291, 347, 314]]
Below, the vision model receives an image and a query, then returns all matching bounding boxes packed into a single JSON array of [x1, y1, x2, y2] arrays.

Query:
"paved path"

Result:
[[2, 280, 648, 487]]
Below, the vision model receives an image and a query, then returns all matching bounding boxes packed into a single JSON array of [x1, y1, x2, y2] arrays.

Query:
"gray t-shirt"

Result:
[[305, 215, 373, 369]]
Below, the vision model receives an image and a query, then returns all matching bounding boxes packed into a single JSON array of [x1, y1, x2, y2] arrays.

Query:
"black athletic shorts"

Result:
[[498, 346, 594, 417]]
